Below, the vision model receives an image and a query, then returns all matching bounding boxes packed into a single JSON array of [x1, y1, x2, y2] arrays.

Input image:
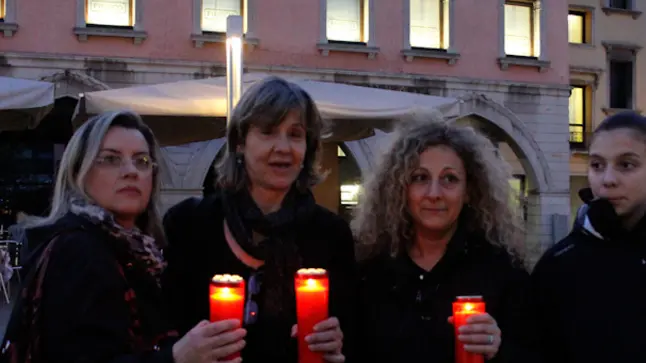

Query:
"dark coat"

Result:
[[17, 213, 177, 363], [355, 228, 532, 363], [161, 194, 357, 363]]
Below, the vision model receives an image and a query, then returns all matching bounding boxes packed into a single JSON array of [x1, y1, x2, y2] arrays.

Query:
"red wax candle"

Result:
[[295, 268, 329, 363], [210, 274, 245, 360], [453, 296, 486, 363]]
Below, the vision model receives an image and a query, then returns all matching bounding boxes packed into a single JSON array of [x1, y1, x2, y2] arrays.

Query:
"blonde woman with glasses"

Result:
[[1, 111, 243, 363]]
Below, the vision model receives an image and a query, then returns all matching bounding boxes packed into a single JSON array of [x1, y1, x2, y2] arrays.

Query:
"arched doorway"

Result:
[[337, 144, 362, 221], [0, 96, 77, 227]]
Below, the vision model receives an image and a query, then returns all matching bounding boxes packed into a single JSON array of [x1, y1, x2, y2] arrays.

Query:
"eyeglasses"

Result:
[[244, 269, 263, 325], [94, 154, 157, 173]]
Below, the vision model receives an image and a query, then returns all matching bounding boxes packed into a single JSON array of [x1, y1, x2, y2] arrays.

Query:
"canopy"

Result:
[[73, 73, 458, 145], [0, 76, 55, 130]]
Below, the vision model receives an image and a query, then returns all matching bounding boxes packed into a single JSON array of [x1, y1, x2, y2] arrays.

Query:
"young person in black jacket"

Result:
[[161, 76, 355, 363], [351, 116, 532, 363], [531, 111, 646, 363]]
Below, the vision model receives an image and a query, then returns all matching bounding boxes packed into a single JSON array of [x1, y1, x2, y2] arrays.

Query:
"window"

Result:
[[327, 0, 369, 43], [1, 0, 4, 20], [568, 11, 584, 44], [201, 0, 244, 33], [609, 60, 633, 109], [569, 86, 586, 146], [86, 0, 134, 27], [409, 0, 448, 49], [609, 0, 629, 9], [504, 1, 539, 57]]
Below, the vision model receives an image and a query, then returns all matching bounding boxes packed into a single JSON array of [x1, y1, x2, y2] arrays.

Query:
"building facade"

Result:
[[0, 0, 570, 262], [567, 0, 644, 220]]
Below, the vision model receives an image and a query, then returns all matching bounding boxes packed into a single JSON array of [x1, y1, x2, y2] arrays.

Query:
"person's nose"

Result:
[[273, 133, 290, 152], [601, 168, 618, 188]]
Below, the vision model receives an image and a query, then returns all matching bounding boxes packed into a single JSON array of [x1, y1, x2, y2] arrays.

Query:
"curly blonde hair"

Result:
[[352, 114, 526, 264]]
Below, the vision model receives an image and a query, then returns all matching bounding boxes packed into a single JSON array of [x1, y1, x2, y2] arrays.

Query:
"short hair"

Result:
[[216, 76, 326, 191]]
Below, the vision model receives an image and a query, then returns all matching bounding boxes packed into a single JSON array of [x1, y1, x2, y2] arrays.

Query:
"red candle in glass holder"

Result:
[[453, 296, 486, 363], [295, 268, 329, 363], [210, 274, 245, 360]]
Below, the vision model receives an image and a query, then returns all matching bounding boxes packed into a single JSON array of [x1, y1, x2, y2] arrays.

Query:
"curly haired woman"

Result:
[[352, 115, 533, 363]]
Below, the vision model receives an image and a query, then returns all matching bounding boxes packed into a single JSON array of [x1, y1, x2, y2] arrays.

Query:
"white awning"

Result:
[[74, 73, 458, 145], [0, 76, 55, 130]]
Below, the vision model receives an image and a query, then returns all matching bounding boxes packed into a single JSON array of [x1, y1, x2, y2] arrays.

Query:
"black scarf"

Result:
[[221, 187, 316, 318]]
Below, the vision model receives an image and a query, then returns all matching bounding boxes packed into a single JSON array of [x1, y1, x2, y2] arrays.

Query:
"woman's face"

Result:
[[407, 146, 468, 235], [84, 126, 154, 228], [240, 110, 307, 192], [588, 128, 646, 224]]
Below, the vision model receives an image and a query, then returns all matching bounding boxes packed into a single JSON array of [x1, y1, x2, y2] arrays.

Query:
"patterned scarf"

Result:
[[69, 197, 166, 286]]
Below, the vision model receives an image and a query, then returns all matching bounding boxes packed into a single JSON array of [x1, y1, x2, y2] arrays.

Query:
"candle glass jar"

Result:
[[453, 295, 486, 363], [295, 268, 329, 363], [210, 274, 245, 359]]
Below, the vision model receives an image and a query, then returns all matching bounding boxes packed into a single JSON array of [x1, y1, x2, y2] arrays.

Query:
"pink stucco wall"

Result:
[[0, 0, 569, 85]]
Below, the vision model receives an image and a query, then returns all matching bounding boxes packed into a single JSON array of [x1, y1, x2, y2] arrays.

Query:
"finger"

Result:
[[310, 340, 343, 353], [459, 323, 500, 335], [208, 328, 247, 349], [464, 344, 497, 355], [291, 324, 298, 338], [306, 330, 342, 344], [212, 339, 246, 360], [323, 353, 346, 363], [466, 313, 495, 324], [202, 319, 242, 336], [458, 334, 499, 345], [314, 317, 340, 331], [447, 316, 454, 325]]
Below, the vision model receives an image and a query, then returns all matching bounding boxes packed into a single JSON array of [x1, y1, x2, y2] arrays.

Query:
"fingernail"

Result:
[[305, 336, 312, 343], [458, 326, 467, 332]]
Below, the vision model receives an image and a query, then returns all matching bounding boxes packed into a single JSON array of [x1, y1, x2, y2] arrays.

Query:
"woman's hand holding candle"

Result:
[[172, 319, 247, 363], [291, 317, 345, 363], [448, 313, 501, 359]]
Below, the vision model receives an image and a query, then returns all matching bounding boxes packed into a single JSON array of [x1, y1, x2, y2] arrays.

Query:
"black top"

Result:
[[26, 213, 176, 363], [161, 194, 357, 363], [356, 228, 532, 363], [530, 206, 646, 363]]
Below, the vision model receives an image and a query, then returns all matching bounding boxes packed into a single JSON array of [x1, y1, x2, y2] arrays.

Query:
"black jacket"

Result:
[[355, 228, 532, 363], [531, 198, 646, 363], [15, 213, 176, 363], [160, 194, 357, 363]]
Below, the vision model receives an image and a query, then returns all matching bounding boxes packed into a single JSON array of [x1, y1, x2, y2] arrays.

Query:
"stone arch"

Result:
[[448, 92, 552, 193], [40, 70, 111, 99]]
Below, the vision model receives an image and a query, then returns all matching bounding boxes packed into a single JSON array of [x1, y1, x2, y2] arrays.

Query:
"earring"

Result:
[[236, 154, 243, 165]]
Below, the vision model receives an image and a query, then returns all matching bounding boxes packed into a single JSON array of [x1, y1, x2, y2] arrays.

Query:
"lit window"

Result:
[[202, 0, 244, 33], [504, 2, 537, 57], [1, 0, 5, 19], [410, 0, 449, 49], [569, 86, 585, 144], [568, 11, 584, 44], [86, 0, 134, 27], [340, 184, 361, 205], [327, 0, 369, 43], [337, 146, 346, 157]]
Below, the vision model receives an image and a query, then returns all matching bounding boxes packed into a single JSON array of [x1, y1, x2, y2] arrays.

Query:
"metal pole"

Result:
[[226, 15, 244, 125]]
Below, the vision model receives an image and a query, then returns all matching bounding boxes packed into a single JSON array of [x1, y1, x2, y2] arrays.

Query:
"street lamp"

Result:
[[226, 15, 243, 125]]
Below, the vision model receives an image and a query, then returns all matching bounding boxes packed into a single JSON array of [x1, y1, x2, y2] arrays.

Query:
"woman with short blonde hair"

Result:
[[162, 76, 355, 363]]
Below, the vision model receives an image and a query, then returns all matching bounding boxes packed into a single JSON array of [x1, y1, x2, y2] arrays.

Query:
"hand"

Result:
[[448, 313, 501, 360], [172, 319, 247, 363], [291, 317, 345, 363]]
